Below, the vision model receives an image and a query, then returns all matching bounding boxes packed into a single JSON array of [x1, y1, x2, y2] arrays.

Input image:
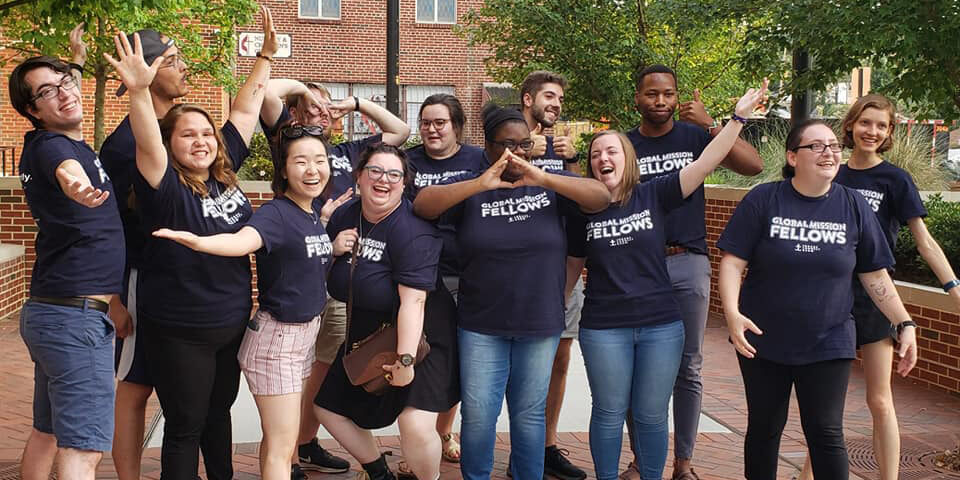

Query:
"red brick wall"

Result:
[[0, 247, 25, 320], [704, 185, 960, 396]]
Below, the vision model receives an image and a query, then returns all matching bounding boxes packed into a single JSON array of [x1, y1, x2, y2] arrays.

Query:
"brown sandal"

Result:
[[395, 461, 417, 480], [618, 461, 641, 480], [671, 468, 701, 480]]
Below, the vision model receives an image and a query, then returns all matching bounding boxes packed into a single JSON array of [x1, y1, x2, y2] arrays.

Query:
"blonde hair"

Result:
[[586, 130, 638, 206], [159, 104, 238, 197]]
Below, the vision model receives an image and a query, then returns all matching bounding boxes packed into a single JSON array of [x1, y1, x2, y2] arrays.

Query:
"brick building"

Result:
[[0, 0, 494, 173]]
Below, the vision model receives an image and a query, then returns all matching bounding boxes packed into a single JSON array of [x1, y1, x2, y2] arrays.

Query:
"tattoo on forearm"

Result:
[[252, 83, 264, 97], [870, 281, 894, 304]]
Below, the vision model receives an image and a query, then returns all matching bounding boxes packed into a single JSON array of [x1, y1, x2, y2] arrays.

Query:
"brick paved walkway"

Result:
[[1, 313, 958, 479]]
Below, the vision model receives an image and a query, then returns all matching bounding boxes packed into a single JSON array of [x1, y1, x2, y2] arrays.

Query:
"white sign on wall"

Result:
[[238, 32, 292, 58]]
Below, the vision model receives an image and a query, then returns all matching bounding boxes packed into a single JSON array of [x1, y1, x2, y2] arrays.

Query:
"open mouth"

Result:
[[303, 178, 321, 186], [599, 166, 615, 175], [60, 100, 79, 112], [372, 184, 390, 194], [816, 159, 836, 168]]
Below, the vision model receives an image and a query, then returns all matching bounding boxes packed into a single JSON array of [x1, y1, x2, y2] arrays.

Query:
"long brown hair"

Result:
[[586, 130, 638, 206], [159, 104, 238, 196]]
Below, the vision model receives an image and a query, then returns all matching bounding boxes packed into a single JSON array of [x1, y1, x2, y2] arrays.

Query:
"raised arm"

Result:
[[679, 88, 763, 176], [260, 78, 325, 129], [908, 217, 960, 310], [229, 5, 277, 145], [679, 80, 767, 198], [152, 226, 263, 257], [105, 32, 167, 188], [857, 268, 917, 376], [68, 23, 87, 88], [719, 252, 762, 358], [413, 153, 513, 219], [328, 96, 410, 146]]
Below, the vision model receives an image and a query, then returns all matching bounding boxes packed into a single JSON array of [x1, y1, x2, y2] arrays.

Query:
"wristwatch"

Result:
[[895, 320, 918, 342], [398, 353, 415, 367]]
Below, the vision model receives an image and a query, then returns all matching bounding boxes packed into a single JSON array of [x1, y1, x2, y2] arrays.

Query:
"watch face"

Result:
[[399, 354, 415, 366]]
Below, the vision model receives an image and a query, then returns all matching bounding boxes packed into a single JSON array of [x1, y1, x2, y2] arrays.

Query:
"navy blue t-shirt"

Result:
[[134, 121, 253, 328], [627, 122, 712, 254], [326, 198, 440, 335], [100, 116, 146, 270], [443, 170, 581, 336], [717, 181, 894, 365], [405, 144, 487, 276], [19, 131, 125, 297], [261, 106, 382, 201], [569, 174, 684, 329], [530, 136, 575, 173], [246, 196, 332, 323], [834, 162, 927, 252]]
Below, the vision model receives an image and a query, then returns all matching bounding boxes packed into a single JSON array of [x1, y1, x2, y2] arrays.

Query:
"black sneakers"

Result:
[[292, 463, 308, 480], [298, 437, 351, 473], [544, 446, 587, 480]]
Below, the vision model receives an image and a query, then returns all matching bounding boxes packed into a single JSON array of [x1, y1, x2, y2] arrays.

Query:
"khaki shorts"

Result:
[[315, 298, 346, 364]]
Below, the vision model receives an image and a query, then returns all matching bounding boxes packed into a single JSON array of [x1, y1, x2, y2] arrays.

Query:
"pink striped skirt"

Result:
[[238, 309, 322, 396]]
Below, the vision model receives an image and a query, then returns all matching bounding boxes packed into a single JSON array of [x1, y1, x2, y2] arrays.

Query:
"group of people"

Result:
[[10, 5, 960, 480]]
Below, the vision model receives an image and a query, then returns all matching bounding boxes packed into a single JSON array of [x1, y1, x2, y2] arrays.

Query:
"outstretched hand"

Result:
[[103, 32, 162, 94], [56, 168, 109, 208], [153, 228, 201, 250], [734, 79, 769, 119]]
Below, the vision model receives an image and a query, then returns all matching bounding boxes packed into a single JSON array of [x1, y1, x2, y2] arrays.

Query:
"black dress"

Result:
[[315, 198, 460, 429]]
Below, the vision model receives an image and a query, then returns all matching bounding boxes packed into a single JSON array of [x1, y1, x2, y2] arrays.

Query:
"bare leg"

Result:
[[399, 407, 442, 480], [297, 361, 332, 446], [257, 393, 303, 480], [112, 381, 153, 480], [862, 339, 899, 480], [436, 404, 460, 461], [56, 448, 102, 480], [314, 405, 380, 464], [21, 429, 57, 480], [545, 338, 573, 447]]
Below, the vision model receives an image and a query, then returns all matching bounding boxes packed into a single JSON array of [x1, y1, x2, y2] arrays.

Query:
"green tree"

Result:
[[460, 0, 776, 130], [0, 0, 257, 148]]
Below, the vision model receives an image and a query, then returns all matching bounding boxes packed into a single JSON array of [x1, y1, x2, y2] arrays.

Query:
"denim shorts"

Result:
[[20, 300, 115, 451]]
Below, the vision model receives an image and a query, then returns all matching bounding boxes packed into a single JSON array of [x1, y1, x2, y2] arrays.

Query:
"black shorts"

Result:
[[114, 268, 153, 386], [853, 280, 894, 347]]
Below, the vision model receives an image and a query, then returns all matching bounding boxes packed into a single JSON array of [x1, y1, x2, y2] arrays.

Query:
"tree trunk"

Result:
[[93, 16, 106, 150]]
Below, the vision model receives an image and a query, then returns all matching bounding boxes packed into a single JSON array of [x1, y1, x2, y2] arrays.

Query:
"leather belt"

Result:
[[29, 296, 109, 313], [665, 245, 689, 256]]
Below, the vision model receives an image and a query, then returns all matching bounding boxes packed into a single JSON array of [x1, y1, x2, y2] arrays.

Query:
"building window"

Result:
[[416, 0, 456, 24], [300, 0, 340, 20], [405, 85, 456, 137]]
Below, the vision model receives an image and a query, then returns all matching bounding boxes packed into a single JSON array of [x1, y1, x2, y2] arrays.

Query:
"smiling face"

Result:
[[420, 103, 458, 157], [636, 73, 677, 126], [169, 111, 219, 178], [590, 133, 627, 195], [787, 124, 842, 183], [25, 67, 82, 131], [486, 120, 532, 182], [525, 82, 564, 128], [282, 136, 329, 203], [151, 43, 190, 101], [358, 152, 405, 214], [848, 107, 892, 154]]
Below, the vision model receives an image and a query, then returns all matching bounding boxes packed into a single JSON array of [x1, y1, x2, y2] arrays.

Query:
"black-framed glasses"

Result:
[[490, 139, 534, 152], [419, 118, 449, 130], [363, 165, 404, 184], [795, 142, 843, 154], [31, 75, 77, 102], [280, 125, 325, 140]]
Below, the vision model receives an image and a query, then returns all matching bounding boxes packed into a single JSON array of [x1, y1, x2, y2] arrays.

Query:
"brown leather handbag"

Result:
[[342, 242, 430, 395]]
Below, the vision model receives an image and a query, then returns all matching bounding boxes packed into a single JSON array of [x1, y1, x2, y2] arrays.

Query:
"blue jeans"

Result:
[[580, 321, 685, 480], [20, 300, 115, 451], [458, 328, 560, 480]]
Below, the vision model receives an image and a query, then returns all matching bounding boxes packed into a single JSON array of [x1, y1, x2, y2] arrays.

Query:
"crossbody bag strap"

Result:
[[343, 241, 360, 356]]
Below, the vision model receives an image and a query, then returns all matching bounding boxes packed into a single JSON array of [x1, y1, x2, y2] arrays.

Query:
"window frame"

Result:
[[298, 0, 341, 21], [415, 0, 457, 25]]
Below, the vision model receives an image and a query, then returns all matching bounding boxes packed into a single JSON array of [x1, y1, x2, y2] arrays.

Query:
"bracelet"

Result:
[[943, 278, 960, 292], [256, 52, 273, 63], [353, 96, 360, 111], [731, 113, 748, 125], [896, 320, 918, 336], [68, 62, 84, 74]]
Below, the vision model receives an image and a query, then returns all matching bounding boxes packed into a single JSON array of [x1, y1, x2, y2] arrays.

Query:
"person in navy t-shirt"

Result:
[[413, 104, 610, 480], [10, 51, 124, 479], [259, 78, 408, 475], [717, 120, 918, 480], [404, 93, 485, 467], [154, 126, 335, 480], [106, 12, 276, 479], [569, 84, 766, 480], [796, 94, 960, 480]]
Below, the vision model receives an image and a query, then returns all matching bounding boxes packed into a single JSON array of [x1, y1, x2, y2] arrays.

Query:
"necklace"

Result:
[[357, 200, 402, 250]]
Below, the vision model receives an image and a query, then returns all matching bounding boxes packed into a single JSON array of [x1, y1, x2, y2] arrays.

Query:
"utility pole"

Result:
[[791, 49, 813, 126], [386, 0, 400, 116]]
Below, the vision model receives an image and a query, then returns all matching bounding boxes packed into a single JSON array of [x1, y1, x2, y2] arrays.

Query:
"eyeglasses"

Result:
[[363, 165, 404, 184], [419, 118, 449, 130], [795, 142, 843, 154], [159, 53, 184, 69], [31, 75, 77, 102], [280, 125, 325, 140], [490, 139, 534, 152]]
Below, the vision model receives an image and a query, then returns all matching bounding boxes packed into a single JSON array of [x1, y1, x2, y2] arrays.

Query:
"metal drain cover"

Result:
[[0, 463, 56, 480], [846, 435, 960, 479]]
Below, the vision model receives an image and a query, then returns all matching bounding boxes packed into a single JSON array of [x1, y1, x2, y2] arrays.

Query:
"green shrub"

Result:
[[237, 132, 273, 181], [893, 193, 960, 287]]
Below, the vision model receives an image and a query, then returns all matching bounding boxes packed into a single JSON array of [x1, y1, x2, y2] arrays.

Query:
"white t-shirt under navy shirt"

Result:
[[717, 181, 894, 365], [834, 161, 927, 252], [134, 121, 253, 328], [19, 130, 125, 297], [405, 144, 487, 277], [442, 170, 581, 337], [569, 174, 685, 329], [627, 122, 712, 254], [246, 196, 333, 323]]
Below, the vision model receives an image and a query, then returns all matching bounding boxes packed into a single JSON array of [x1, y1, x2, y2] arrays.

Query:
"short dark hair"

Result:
[[419, 93, 466, 142], [782, 119, 832, 178], [634, 64, 677, 93], [519, 70, 567, 105], [9, 56, 72, 129], [272, 120, 331, 197], [354, 143, 411, 188]]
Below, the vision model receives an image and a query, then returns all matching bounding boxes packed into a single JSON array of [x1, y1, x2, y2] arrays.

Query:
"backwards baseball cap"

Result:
[[115, 29, 175, 97]]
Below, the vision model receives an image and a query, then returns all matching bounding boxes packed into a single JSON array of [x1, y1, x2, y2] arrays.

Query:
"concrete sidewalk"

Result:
[[1, 314, 958, 479]]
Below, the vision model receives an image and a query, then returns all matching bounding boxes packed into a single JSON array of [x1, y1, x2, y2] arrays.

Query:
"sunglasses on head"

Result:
[[280, 125, 325, 140]]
